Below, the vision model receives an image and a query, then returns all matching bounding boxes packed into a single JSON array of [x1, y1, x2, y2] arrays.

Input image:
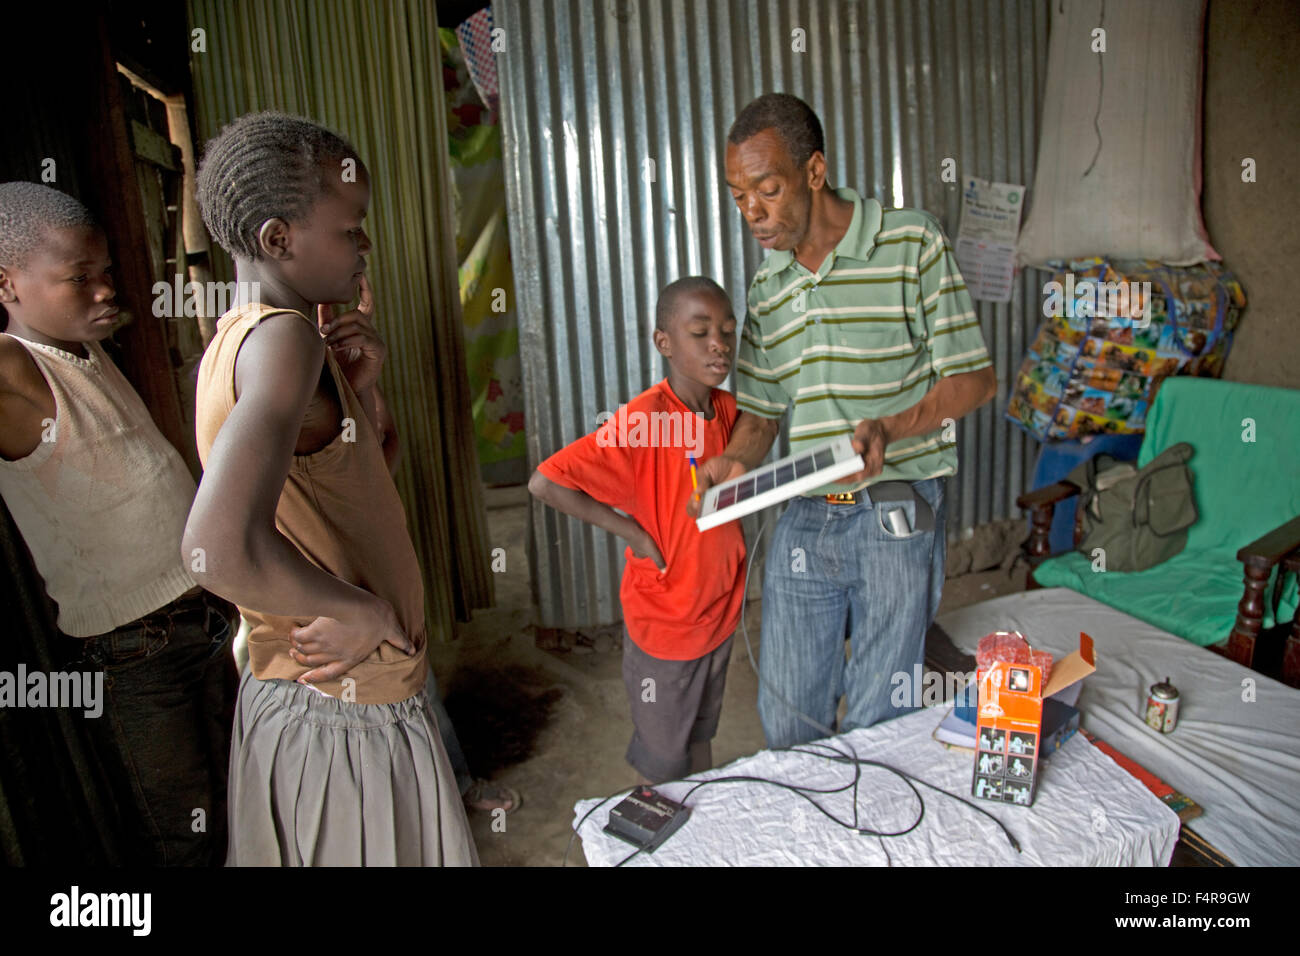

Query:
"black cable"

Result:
[[563, 510, 1022, 864], [673, 761, 923, 838], [1082, 0, 1107, 178], [737, 512, 1020, 853], [736, 516, 873, 836], [567, 745, 1021, 863], [809, 750, 1023, 853]]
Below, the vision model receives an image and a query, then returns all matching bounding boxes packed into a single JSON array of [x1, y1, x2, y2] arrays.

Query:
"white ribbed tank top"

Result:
[[0, 333, 197, 636]]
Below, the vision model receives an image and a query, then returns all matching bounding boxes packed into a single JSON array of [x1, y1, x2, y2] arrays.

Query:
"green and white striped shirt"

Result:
[[736, 187, 992, 495]]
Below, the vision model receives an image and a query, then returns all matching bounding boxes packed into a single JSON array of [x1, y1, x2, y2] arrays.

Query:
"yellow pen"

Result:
[[689, 455, 700, 502]]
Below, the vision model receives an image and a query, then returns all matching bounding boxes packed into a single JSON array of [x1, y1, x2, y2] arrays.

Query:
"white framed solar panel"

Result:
[[694, 435, 864, 531]]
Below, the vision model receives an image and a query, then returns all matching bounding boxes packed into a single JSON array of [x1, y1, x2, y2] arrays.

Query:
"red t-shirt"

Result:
[[537, 380, 747, 660]]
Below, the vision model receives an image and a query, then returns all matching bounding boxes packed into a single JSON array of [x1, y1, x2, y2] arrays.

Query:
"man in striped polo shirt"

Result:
[[689, 93, 997, 748]]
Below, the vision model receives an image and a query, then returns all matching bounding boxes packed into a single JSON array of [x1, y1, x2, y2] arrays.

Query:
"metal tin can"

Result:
[[1144, 678, 1180, 733]]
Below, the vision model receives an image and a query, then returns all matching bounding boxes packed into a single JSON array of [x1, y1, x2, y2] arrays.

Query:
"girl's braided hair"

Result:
[[196, 111, 359, 261]]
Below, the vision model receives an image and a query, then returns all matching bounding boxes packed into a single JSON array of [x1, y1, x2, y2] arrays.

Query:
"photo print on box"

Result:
[[1008, 667, 1031, 692], [1007, 755, 1034, 779], [1008, 731, 1037, 755], [974, 775, 1003, 801], [978, 728, 1007, 753], [1003, 781, 1032, 806], [976, 752, 1004, 776]]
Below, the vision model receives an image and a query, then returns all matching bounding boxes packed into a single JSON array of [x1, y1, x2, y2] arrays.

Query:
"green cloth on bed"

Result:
[[1033, 377, 1300, 646]]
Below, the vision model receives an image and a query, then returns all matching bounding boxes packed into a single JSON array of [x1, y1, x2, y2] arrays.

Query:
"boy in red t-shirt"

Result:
[[529, 277, 747, 783]]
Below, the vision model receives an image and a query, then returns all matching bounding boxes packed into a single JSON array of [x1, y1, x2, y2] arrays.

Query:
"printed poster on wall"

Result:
[[956, 176, 1026, 303]]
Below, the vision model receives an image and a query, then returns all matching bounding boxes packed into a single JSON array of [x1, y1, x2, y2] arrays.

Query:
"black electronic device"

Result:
[[602, 786, 691, 853]]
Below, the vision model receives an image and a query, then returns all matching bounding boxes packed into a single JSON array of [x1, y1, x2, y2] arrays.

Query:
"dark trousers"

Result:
[[70, 591, 239, 866]]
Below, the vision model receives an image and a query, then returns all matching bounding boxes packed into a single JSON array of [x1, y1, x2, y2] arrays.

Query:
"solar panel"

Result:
[[695, 435, 865, 531]]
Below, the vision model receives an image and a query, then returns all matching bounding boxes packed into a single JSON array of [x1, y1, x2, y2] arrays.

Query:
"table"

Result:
[[574, 704, 1180, 866]]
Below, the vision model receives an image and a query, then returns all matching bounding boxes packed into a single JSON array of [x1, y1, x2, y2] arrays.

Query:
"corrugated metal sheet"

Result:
[[500, 0, 1052, 630]]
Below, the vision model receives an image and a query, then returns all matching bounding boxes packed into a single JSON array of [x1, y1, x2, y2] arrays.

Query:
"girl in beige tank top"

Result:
[[187, 112, 476, 865]]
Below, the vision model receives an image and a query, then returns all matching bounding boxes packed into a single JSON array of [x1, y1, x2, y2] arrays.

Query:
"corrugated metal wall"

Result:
[[499, 0, 1052, 630]]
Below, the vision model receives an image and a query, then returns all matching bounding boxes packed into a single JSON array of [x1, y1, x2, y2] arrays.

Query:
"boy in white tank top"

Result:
[[0, 182, 237, 865]]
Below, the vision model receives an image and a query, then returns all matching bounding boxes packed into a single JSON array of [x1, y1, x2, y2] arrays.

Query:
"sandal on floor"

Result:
[[463, 778, 522, 815]]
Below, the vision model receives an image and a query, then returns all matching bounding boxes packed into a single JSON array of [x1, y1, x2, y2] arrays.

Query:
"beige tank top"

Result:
[[0, 334, 197, 636], [194, 304, 427, 705]]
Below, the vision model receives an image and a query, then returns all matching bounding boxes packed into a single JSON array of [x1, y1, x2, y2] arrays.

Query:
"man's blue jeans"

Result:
[[757, 478, 947, 749]]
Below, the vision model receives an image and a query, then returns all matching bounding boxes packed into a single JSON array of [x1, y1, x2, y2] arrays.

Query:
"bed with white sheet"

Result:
[[932, 588, 1300, 867]]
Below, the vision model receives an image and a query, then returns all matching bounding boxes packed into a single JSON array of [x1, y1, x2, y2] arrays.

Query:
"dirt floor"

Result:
[[429, 485, 1031, 866]]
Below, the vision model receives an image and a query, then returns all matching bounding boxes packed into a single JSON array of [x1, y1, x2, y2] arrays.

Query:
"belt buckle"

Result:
[[824, 492, 858, 505]]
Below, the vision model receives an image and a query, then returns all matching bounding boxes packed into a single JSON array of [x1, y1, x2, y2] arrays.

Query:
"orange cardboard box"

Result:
[[971, 632, 1096, 807]]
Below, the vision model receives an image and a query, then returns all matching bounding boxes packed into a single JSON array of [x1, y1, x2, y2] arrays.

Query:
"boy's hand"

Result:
[[686, 454, 748, 518], [289, 596, 414, 685], [318, 274, 386, 394], [628, 526, 667, 572]]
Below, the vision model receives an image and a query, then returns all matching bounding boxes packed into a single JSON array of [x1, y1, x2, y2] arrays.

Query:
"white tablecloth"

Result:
[[574, 703, 1179, 866], [934, 588, 1300, 866]]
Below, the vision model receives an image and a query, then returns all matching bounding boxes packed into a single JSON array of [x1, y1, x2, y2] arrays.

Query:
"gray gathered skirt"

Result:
[[226, 666, 479, 866]]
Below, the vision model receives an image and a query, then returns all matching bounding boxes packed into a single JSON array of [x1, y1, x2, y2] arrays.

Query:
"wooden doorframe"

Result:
[[83, 10, 194, 466]]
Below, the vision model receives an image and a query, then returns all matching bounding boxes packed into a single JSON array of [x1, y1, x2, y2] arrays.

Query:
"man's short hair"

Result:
[[728, 93, 825, 168], [0, 182, 98, 268], [655, 276, 730, 332], [196, 111, 359, 261]]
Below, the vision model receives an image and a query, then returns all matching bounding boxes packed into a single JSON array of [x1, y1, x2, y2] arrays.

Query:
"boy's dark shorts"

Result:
[[621, 630, 733, 783]]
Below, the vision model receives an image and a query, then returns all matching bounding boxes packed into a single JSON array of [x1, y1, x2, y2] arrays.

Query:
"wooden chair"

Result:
[[1015, 379, 1300, 687]]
